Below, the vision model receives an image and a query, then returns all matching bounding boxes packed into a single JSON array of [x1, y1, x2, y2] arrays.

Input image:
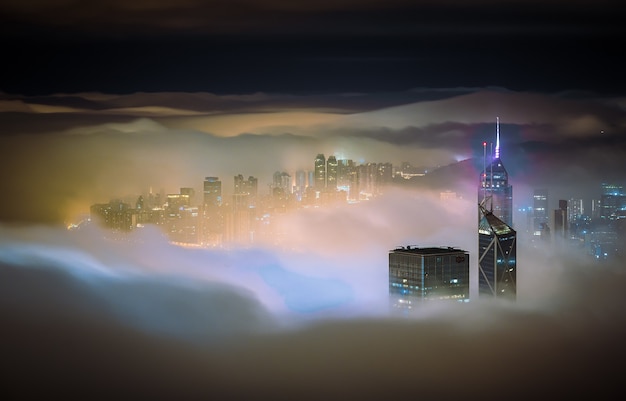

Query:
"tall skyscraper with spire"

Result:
[[478, 117, 513, 227], [478, 118, 517, 300]]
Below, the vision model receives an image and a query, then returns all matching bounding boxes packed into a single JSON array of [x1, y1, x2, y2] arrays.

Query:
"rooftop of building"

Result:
[[390, 246, 468, 255]]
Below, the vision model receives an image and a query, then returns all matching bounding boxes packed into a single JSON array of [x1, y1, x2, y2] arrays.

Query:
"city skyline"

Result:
[[2, 1, 626, 399]]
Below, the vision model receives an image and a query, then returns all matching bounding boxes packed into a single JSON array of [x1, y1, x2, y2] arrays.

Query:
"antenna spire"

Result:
[[495, 117, 501, 159]]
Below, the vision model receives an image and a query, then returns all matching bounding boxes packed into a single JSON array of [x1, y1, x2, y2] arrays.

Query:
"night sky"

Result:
[[2, 1, 626, 400], [2, 0, 626, 95]]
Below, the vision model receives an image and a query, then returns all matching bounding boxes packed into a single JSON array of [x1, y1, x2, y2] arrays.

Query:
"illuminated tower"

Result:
[[326, 155, 338, 190], [314, 154, 326, 189], [478, 204, 517, 300], [202, 176, 223, 246], [532, 188, 549, 237], [600, 183, 626, 220], [478, 117, 513, 227]]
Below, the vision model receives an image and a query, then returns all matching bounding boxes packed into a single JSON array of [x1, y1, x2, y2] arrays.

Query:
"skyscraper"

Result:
[[389, 246, 470, 310], [326, 155, 338, 190], [314, 154, 326, 189], [203, 177, 222, 208], [203, 176, 223, 246], [600, 183, 626, 220], [533, 188, 549, 237], [478, 204, 517, 300], [478, 118, 516, 300], [567, 198, 584, 224], [554, 199, 568, 241], [478, 117, 513, 227]]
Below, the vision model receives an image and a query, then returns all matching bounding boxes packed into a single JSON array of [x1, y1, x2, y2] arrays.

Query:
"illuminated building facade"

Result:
[[202, 176, 223, 245], [314, 153, 326, 189], [234, 174, 258, 206], [554, 199, 568, 241], [326, 155, 338, 190], [389, 246, 470, 310], [600, 183, 626, 220], [478, 118, 513, 227], [478, 203, 517, 300], [533, 188, 549, 236], [568, 198, 584, 224], [90, 200, 136, 231]]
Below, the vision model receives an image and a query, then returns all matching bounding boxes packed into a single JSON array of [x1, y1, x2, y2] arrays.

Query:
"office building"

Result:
[[90, 200, 136, 232], [568, 198, 584, 224], [202, 176, 223, 246], [478, 203, 517, 300], [326, 155, 338, 190], [554, 199, 568, 241], [389, 246, 470, 310], [314, 154, 326, 189], [532, 188, 549, 236], [600, 183, 626, 220]]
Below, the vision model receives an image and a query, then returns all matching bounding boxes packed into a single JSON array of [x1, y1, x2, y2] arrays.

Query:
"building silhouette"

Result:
[[600, 183, 626, 220], [478, 118, 513, 227], [554, 199, 568, 242], [90, 199, 136, 231], [533, 188, 549, 237], [389, 246, 470, 310], [314, 154, 326, 189], [478, 203, 517, 300], [326, 155, 338, 190], [202, 176, 223, 246]]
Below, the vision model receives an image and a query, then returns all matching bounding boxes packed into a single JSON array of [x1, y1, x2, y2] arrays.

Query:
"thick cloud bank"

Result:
[[2, 189, 626, 399]]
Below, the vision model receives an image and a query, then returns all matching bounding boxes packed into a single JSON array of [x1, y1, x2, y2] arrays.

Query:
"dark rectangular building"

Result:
[[389, 246, 470, 310]]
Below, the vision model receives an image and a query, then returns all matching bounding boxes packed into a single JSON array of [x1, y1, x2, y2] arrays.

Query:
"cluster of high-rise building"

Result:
[[521, 183, 626, 260], [86, 117, 623, 309], [388, 118, 625, 310], [89, 154, 402, 247]]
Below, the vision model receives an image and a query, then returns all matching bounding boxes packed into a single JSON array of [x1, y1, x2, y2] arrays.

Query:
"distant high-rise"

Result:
[[203, 177, 222, 208], [533, 188, 549, 236], [568, 198, 584, 224], [314, 154, 326, 189], [478, 118, 513, 227], [90, 200, 135, 232], [478, 204, 517, 300], [376, 162, 393, 190], [389, 246, 470, 310], [233, 174, 257, 208], [202, 176, 223, 246], [600, 183, 626, 220], [554, 199, 568, 241], [337, 159, 357, 200], [273, 171, 292, 194], [326, 155, 338, 190]]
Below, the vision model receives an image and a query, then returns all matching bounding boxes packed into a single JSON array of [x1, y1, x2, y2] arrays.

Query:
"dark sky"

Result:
[[2, 0, 626, 95]]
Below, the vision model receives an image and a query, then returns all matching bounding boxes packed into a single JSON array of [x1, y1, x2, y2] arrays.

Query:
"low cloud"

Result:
[[2, 186, 625, 398]]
